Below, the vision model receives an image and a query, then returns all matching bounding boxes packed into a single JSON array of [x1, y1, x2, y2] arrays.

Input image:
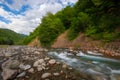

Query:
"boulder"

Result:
[[2, 59, 20, 69], [2, 69, 17, 80]]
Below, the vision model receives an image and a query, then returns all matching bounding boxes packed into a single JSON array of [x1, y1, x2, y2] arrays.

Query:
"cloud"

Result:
[[0, 0, 78, 35]]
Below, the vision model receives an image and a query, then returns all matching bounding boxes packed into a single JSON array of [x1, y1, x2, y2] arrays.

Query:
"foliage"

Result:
[[55, 6, 76, 29], [23, 27, 38, 45], [68, 12, 90, 40], [24, 0, 120, 47], [38, 13, 65, 47], [0, 28, 26, 45]]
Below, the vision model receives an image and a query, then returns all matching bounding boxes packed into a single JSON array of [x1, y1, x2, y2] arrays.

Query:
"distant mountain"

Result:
[[0, 28, 27, 45]]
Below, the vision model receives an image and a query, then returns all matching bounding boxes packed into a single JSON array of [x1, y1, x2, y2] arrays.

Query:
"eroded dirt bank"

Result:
[[52, 31, 120, 58], [28, 31, 120, 59]]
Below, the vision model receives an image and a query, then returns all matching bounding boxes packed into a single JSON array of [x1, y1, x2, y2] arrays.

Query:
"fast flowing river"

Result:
[[47, 48, 120, 80]]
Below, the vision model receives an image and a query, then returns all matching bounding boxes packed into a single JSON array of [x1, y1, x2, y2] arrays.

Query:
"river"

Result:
[[47, 48, 120, 80]]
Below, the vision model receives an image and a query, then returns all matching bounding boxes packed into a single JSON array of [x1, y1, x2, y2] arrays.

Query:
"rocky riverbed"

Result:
[[0, 46, 120, 80], [0, 46, 83, 80]]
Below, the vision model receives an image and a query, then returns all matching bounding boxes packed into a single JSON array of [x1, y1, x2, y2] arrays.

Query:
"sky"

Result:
[[0, 0, 78, 35]]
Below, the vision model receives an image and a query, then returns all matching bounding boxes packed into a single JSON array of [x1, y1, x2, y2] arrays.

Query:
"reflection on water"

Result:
[[48, 49, 120, 80]]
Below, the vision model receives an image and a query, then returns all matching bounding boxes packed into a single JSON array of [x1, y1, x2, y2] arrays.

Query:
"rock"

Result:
[[56, 62, 60, 65], [9, 60, 20, 69], [41, 73, 51, 79], [2, 59, 20, 69], [19, 64, 31, 70], [60, 71, 64, 74], [53, 73, 60, 76], [37, 67, 43, 71], [34, 51, 40, 54], [48, 59, 56, 65], [28, 68, 34, 73], [44, 57, 50, 60], [1, 59, 19, 80], [4, 52, 12, 57], [69, 67, 72, 70], [17, 72, 26, 78], [2, 69, 17, 80], [62, 64, 67, 69], [33, 59, 46, 71], [33, 59, 45, 67]]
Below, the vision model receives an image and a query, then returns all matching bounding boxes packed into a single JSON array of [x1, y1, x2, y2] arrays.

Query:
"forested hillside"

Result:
[[24, 0, 120, 47], [0, 28, 26, 45]]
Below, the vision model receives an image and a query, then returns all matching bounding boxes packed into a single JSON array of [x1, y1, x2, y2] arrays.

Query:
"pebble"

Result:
[[37, 67, 43, 71], [34, 51, 40, 54], [56, 62, 60, 64], [41, 73, 51, 79], [60, 71, 64, 74], [19, 64, 31, 70], [17, 72, 26, 78], [28, 68, 34, 73], [33, 59, 45, 67], [62, 64, 67, 69], [48, 59, 56, 65], [53, 72, 60, 76], [69, 67, 72, 70], [44, 57, 50, 60]]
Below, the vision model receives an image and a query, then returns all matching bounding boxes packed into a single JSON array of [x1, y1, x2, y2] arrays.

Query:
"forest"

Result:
[[23, 0, 120, 47], [0, 28, 26, 45]]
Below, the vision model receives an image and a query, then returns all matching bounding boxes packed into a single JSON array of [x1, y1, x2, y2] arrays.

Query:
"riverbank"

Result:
[[0, 46, 120, 80], [51, 31, 120, 59], [0, 46, 82, 80]]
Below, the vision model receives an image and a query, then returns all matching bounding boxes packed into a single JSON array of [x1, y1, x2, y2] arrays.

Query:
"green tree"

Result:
[[56, 6, 76, 29], [38, 13, 65, 47], [68, 12, 90, 40]]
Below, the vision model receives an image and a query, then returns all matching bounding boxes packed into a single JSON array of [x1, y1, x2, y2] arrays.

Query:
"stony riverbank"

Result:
[[51, 32, 120, 59], [0, 46, 83, 80]]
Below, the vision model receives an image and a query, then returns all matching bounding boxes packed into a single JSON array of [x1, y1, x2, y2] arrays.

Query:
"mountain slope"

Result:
[[0, 28, 27, 45]]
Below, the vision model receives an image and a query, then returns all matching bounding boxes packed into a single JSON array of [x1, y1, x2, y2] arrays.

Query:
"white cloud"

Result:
[[0, 0, 78, 35]]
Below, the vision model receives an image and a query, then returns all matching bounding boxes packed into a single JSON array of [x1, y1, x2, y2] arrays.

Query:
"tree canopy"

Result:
[[24, 0, 120, 47]]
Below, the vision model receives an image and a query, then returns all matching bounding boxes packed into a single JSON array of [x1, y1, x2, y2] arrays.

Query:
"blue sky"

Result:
[[0, 0, 78, 34]]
